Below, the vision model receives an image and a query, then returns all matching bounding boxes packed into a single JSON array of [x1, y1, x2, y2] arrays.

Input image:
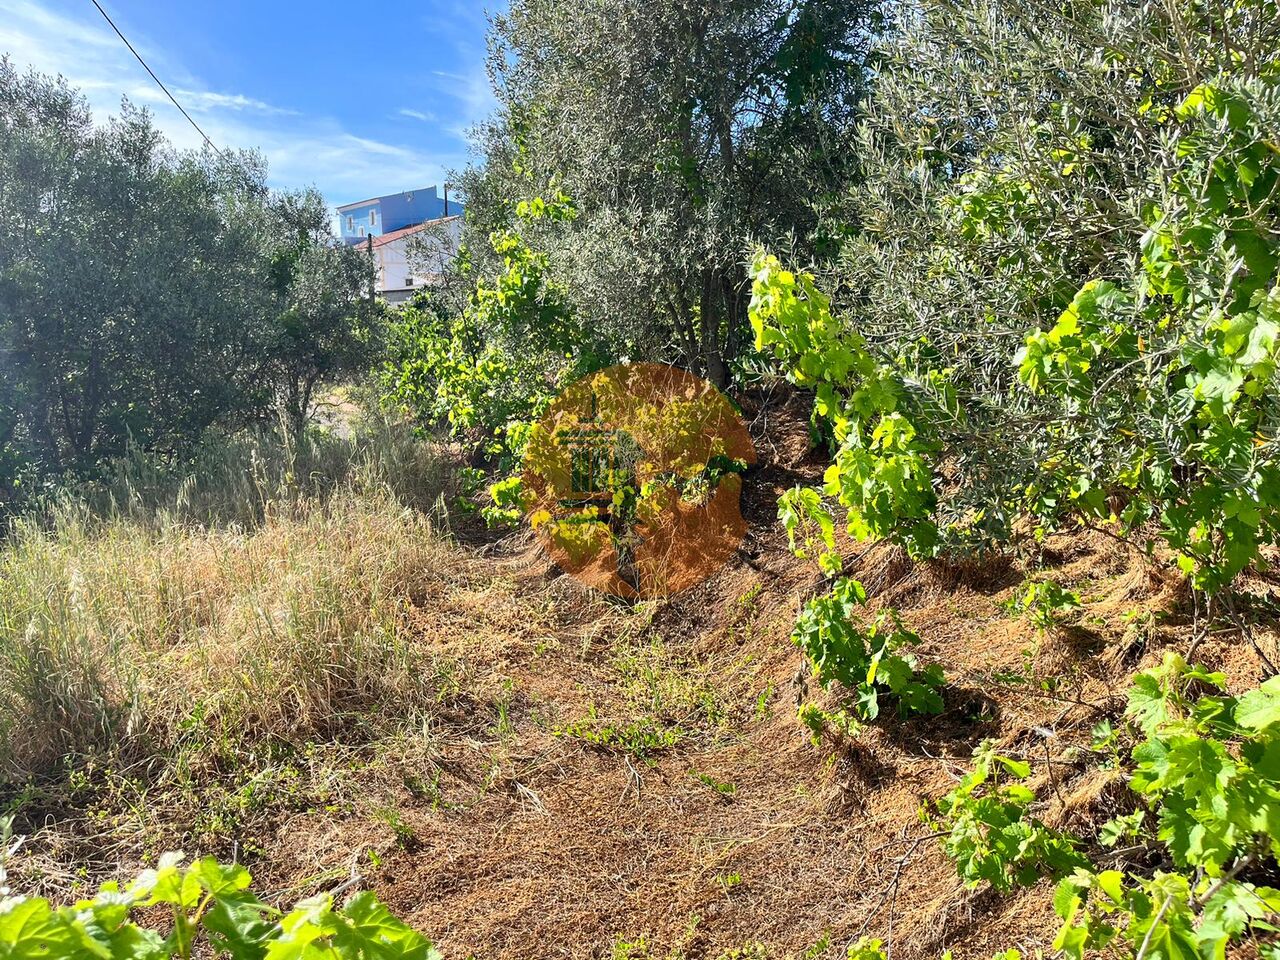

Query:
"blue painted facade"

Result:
[[339, 202, 380, 242], [337, 186, 461, 245]]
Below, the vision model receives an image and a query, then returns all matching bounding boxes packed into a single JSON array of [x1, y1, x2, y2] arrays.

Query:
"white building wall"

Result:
[[374, 238, 415, 294], [374, 216, 462, 304]]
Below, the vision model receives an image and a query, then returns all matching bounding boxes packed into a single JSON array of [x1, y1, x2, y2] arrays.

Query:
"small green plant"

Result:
[[610, 936, 654, 960], [925, 740, 1085, 891], [736, 582, 763, 611], [716, 871, 743, 893], [491, 678, 517, 740], [730, 583, 768, 644], [793, 578, 944, 720], [800, 933, 831, 959], [1003, 579, 1082, 631], [753, 684, 775, 721], [456, 466, 485, 514], [1085, 717, 1122, 769], [689, 770, 736, 797], [846, 939, 887, 960], [1096, 809, 1145, 848], [481, 474, 528, 527], [0, 852, 437, 960], [1109, 651, 1280, 875], [374, 805, 418, 848], [554, 706, 683, 761], [403, 769, 447, 810], [928, 658, 1280, 959], [797, 702, 862, 747]]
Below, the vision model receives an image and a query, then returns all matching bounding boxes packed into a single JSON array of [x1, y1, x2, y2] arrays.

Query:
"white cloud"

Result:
[[400, 3, 500, 143], [427, 66, 498, 141], [398, 108, 437, 123], [0, 0, 471, 214], [175, 89, 297, 116]]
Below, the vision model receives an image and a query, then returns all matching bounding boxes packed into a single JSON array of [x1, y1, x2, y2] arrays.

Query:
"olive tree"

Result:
[[0, 61, 276, 489], [456, 0, 882, 388], [0, 60, 380, 497], [262, 189, 382, 437]]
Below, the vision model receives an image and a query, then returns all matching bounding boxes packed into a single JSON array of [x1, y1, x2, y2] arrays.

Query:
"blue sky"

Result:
[[0, 0, 502, 213]]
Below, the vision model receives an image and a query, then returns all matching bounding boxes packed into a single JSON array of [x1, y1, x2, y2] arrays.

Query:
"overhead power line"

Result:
[[88, 0, 220, 152]]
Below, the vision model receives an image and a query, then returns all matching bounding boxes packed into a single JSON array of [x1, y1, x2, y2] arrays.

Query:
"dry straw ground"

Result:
[[1, 397, 1273, 959]]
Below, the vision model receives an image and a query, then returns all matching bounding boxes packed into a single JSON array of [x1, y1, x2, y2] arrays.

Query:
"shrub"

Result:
[[797, 702, 862, 746], [380, 188, 595, 463], [0, 850, 438, 960], [749, 0, 1280, 606], [1122, 653, 1280, 874], [792, 578, 944, 721], [1003, 580, 1082, 631], [1053, 653, 1280, 960], [926, 740, 1086, 891], [926, 659, 1280, 957]]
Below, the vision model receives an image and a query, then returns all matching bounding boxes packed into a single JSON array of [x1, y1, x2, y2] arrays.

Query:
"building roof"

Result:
[[336, 196, 380, 211], [336, 186, 441, 212], [354, 215, 461, 251]]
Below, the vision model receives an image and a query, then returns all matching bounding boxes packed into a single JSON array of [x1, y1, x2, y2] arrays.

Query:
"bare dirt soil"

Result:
[[15, 388, 1276, 959]]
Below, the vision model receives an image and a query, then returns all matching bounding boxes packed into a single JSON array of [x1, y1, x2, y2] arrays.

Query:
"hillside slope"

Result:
[[9, 394, 1272, 959], [260, 399, 1268, 958]]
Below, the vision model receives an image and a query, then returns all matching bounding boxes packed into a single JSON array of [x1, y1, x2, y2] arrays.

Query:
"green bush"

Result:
[[792, 578, 944, 721], [0, 64, 379, 499], [380, 187, 601, 464], [926, 740, 1086, 891], [926, 657, 1280, 958], [1054, 653, 1280, 959], [1003, 580, 1082, 632], [749, 0, 1280, 604], [0, 851, 438, 960]]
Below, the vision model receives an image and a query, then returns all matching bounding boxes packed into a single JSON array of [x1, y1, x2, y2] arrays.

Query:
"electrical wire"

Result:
[[88, 0, 221, 152]]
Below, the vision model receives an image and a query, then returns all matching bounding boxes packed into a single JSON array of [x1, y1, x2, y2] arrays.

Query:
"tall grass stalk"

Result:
[[68, 418, 456, 529], [0, 421, 459, 780]]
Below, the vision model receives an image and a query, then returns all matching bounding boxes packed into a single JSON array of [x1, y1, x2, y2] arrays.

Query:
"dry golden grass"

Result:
[[0, 423, 459, 779]]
